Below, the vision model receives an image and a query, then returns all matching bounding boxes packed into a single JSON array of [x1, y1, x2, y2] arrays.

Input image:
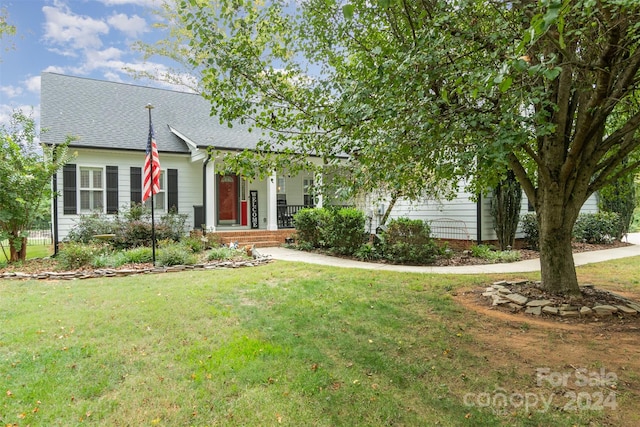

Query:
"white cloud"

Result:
[[42, 5, 109, 51], [0, 85, 23, 98], [87, 46, 124, 63], [43, 65, 67, 74], [24, 76, 41, 94], [108, 13, 148, 38], [0, 78, 41, 103], [99, 0, 161, 6], [103, 71, 125, 82]]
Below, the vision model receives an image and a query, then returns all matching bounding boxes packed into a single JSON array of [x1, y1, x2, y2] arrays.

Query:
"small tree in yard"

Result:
[[492, 170, 522, 250], [0, 111, 71, 262], [598, 168, 636, 240]]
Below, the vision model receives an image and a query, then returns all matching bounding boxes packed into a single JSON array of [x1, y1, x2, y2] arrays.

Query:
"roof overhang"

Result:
[[168, 124, 209, 162]]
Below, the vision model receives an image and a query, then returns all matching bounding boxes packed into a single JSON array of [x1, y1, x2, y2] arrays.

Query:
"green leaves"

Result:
[[0, 111, 72, 262], [520, 0, 569, 50], [342, 4, 354, 19]]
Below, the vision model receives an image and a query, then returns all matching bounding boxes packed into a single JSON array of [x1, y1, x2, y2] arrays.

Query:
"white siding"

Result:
[[360, 189, 481, 240], [360, 187, 601, 242], [55, 149, 201, 240], [581, 193, 599, 213]]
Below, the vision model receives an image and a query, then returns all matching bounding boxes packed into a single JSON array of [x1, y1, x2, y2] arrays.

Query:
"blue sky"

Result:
[[0, 0, 186, 127]]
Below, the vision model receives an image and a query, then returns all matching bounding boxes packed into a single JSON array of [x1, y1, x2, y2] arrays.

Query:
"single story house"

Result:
[[41, 73, 597, 248]]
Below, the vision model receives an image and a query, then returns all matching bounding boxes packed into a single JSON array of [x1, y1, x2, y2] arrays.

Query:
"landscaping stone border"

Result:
[[483, 280, 640, 318], [0, 257, 273, 281]]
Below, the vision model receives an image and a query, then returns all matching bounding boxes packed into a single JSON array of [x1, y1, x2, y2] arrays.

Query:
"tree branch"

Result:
[[507, 152, 536, 205]]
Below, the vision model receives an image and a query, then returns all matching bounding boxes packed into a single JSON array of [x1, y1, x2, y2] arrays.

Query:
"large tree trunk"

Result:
[[9, 235, 27, 263], [538, 219, 579, 296], [537, 186, 582, 296]]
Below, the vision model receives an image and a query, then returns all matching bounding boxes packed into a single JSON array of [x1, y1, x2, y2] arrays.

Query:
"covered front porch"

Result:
[[192, 162, 325, 233]]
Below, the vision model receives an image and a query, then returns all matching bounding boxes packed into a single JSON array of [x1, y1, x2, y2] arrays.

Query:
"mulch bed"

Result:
[[432, 240, 630, 266]]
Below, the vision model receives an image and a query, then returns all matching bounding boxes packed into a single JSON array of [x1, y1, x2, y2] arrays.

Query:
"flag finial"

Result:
[[145, 103, 154, 110]]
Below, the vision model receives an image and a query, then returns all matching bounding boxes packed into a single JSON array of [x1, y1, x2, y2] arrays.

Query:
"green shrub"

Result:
[[381, 218, 439, 265], [113, 220, 152, 249], [65, 214, 115, 243], [90, 255, 108, 268], [598, 173, 636, 239], [294, 241, 315, 252], [189, 230, 220, 249], [158, 209, 189, 241], [122, 202, 148, 222], [293, 207, 365, 254], [65, 206, 188, 251], [470, 244, 495, 259], [324, 208, 366, 255], [496, 250, 522, 263], [293, 208, 330, 248], [181, 236, 206, 253], [57, 242, 109, 270], [573, 212, 620, 244], [122, 246, 154, 264], [470, 244, 521, 263], [90, 252, 132, 268], [207, 247, 238, 261], [91, 253, 113, 268], [354, 243, 380, 261], [520, 213, 539, 250], [439, 242, 453, 259], [157, 244, 197, 266], [111, 221, 173, 250]]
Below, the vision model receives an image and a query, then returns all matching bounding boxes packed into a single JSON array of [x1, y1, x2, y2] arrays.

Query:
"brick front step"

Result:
[[211, 230, 295, 248]]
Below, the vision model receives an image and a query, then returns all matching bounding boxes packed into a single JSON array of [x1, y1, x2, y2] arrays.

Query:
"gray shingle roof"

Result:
[[40, 73, 268, 154]]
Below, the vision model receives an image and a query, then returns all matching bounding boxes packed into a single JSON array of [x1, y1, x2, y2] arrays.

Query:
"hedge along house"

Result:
[[41, 73, 326, 249]]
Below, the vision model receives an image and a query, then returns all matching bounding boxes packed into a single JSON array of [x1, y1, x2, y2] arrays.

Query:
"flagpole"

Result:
[[146, 103, 156, 266]]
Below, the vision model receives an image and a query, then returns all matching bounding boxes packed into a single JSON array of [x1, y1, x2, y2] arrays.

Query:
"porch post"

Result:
[[315, 170, 324, 208], [267, 171, 278, 230], [205, 161, 216, 231]]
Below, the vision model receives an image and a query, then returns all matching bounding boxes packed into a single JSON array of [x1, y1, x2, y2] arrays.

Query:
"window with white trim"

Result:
[[144, 170, 166, 210], [79, 167, 104, 212]]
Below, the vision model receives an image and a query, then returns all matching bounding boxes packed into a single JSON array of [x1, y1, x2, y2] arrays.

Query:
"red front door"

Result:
[[217, 174, 239, 224]]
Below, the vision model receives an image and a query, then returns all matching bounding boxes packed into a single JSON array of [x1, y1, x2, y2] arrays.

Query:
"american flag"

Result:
[[142, 122, 161, 202]]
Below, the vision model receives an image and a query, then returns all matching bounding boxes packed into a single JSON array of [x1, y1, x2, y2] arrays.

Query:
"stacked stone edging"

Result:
[[0, 257, 272, 281], [483, 280, 640, 318]]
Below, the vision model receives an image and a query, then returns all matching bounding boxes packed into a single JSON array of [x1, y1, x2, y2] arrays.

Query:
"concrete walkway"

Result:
[[258, 233, 640, 274]]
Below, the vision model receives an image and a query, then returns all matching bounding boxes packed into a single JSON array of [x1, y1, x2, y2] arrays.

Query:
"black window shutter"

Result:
[[130, 167, 142, 204], [63, 163, 77, 215], [106, 166, 118, 214], [168, 169, 178, 212]]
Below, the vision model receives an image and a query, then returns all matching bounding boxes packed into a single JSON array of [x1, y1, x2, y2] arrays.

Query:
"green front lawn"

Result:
[[1, 259, 638, 426], [0, 244, 52, 263]]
